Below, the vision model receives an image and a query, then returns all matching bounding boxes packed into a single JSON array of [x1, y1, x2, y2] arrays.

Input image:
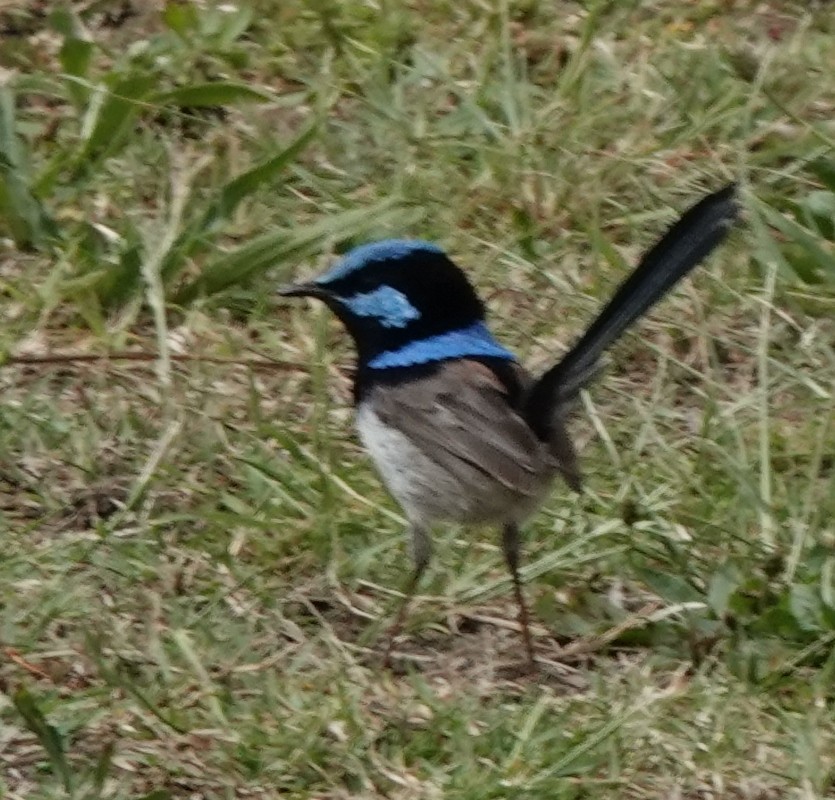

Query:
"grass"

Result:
[[1, 0, 835, 797]]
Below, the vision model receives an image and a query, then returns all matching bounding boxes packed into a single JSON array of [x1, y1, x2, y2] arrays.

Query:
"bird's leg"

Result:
[[501, 522, 536, 669], [383, 524, 431, 667]]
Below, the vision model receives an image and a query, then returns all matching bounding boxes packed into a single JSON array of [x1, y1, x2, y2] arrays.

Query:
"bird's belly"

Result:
[[356, 404, 555, 526]]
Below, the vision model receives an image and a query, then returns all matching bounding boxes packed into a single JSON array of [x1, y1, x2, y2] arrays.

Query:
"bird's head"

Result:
[[279, 239, 503, 369]]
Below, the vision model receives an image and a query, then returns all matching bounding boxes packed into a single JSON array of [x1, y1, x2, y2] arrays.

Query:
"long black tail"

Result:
[[524, 184, 739, 440]]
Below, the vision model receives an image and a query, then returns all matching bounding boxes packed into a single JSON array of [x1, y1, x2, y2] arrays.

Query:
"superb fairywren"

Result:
[[280, 185, 738, 668]]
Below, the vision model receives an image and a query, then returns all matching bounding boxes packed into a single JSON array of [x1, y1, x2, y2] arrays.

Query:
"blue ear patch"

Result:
[[368, 321, 516, 368], [317, 239, 445, 284], [343, 285, 421, 328]]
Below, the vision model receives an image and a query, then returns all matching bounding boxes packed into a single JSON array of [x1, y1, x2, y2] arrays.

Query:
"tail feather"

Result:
[[524, 184, 739, 439]]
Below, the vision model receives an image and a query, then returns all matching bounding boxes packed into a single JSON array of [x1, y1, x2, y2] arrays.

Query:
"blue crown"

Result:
[[317, 239, 444, 284]]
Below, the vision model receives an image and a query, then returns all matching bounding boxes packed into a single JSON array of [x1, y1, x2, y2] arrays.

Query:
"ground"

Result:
[[1, 1, 834, 798]]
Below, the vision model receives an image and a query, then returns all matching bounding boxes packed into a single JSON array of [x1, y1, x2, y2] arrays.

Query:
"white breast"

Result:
[[355, 402, 553, 526], [356, 403, 465, 525]]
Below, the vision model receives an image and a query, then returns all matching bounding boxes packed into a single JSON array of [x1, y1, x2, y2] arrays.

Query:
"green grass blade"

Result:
[[91, 739, 116, 796], [204, 125, 318, 226], [159, 124, 319, 284], [12, 687, 74, 794], [153, 81, 274, 107], [173, 200, 403, 303]]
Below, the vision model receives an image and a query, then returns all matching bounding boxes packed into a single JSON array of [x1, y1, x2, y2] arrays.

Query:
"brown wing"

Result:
[[367, 359, 580, 498]]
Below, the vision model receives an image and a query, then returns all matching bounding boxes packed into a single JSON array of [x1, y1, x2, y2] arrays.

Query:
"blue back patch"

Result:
[[368, 321, 516, 369], [317, 239, 444, 285], [343, 285, 421, 328]]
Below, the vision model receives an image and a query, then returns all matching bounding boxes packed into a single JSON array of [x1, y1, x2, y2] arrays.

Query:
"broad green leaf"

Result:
[[154, 82, 273, 108], [822, 556, 835, 610], [800, 190, 835, 240], [809, 157, 835, 194], [96, 240, 144, 308], [0, 87, 27, 172], [78, 220, 144, 308], [48, 5, 81, 37], [214, 5, 255, 48], [60, 39, 94, 108], [0, 168, 56, 248], [0, 88, 56, 248], [51, 5, 94, 106], [173, 200, 401, 304], [635, 565, 703, 605], [752, 599, 806, 641], [195, 4, 253, 46], [822, 604, 835, 632], [707, 564, 740, 618], [60, 37, 94, 80], [77, 74, 156, 167], [789, 583, 824, 633], [163, 0, 199, 37], [758, 198, 835, 283], [781, 243, 832, 285]]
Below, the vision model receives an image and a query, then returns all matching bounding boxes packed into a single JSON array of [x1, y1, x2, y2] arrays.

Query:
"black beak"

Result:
[[277, 281, 329, 300]]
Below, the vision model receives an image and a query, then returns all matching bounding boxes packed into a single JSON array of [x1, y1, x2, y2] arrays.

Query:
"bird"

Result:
[[279, 184, 739, 669]]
